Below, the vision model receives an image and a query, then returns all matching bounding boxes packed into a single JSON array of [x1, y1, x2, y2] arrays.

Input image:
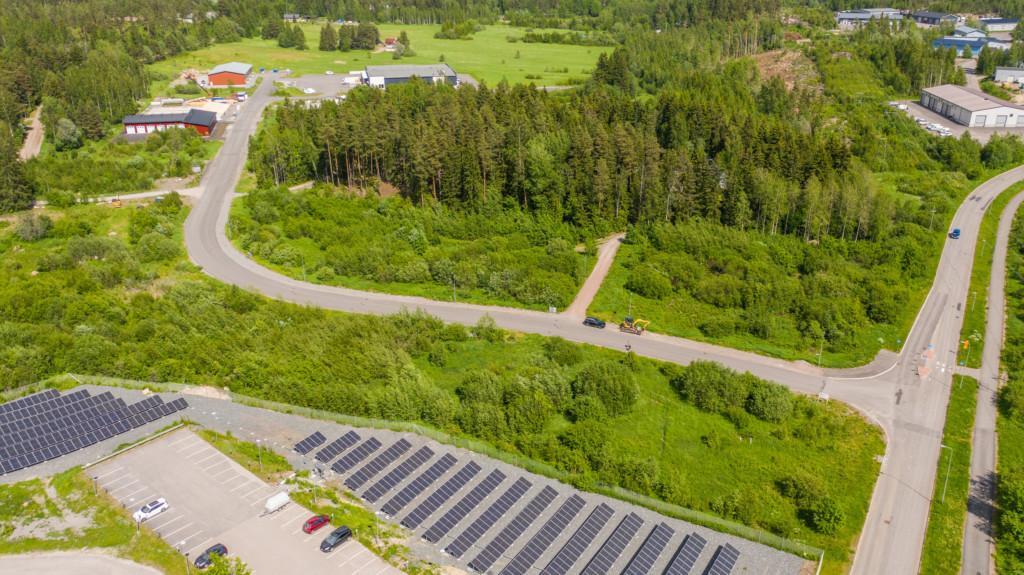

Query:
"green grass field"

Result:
[[957, 182, 1024, 368], [919, 375, 977, 575], [146, 23, 609, 96]]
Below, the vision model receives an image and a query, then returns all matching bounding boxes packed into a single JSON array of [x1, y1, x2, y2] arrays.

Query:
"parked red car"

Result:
[[303, 514, 331, 534]]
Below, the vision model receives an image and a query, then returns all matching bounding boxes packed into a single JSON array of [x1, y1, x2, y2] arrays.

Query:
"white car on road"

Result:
[[133, 498, 168, 522]]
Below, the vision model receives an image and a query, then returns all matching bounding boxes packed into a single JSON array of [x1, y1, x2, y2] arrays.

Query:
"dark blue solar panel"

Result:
[[382, 453, 457, 517], [363, 446, 433, 503], [424, 469, 506, 543], [402, 462, 481, 529], [705, 544, 739, 575], [468, 486, 559, 573], [662, 533, 707, 575], [444, 476, 528, 557], [622, 522, 675, 575], [500, 494, 587, 575], [315, 431, 361, 463], [542, 504, 615, 575], [345, 439, 412, 490], [294, 431, 327, 455], [580, 513, 644, 575], [331, 438, 382, 474]]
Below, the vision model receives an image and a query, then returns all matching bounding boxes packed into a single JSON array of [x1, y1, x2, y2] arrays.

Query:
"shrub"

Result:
[[746, 380, 794, 422], [670, 361, 749, 414], [809, 496, 845, 535], [15, 215, 52, 241], [571, 360, 637, 416], [544, 337, 583, 366], [136, 232, 180, 262], [625, 263, 673, 299]]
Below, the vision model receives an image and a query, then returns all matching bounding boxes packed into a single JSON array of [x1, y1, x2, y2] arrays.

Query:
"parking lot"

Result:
[[90, 428, 400, 575]]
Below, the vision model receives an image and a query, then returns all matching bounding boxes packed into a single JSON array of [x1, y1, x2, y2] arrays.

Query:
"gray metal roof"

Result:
[[923, 84, 1024, 112], [122, 108, 217, 128], [913, 10, 956, 19], [365, 64, 457, 79], [209, 62, 252, 76]]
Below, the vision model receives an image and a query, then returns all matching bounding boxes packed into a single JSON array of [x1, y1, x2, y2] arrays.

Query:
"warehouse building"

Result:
[[995, 67, 1024, 84], [122, 109, 218, 136], [953, 25, 987, 38], [932, 36, 1009, 56], [208, 62, 252, 86], [834, 8, 903, 30], [920, 84, 1024, 127], [911, 11, 958, 27], [362, 64, 458, 89], [981, 17, 1019, 32]]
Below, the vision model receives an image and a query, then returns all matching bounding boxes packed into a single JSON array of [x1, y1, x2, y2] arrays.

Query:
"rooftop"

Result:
[[923, 84, 1024, 112], [913, 11, 956, 19], [365, 64, 457, 79], [981, 17, 1019, 25], [209, 62, 252, 76], [122, 108, 217, 128]]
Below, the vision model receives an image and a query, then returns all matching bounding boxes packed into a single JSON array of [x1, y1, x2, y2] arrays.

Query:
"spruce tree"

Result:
[[293, 25, 307, 50], [262, 18, 282, 40], [319, 24, 338, 51], [0, 127, 35, 213]]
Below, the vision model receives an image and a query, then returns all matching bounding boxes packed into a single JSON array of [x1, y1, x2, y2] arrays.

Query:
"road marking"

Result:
[[168, 434, 195, 447], [162, 521, 195, 538], [229, 481, 256, 493], [242, 485, 269, 499], [148, 513, 183, 531], [181, 444, 209, 458], [101, 474, 135, 488], [350, 552, 379, 573], [110, 479, 140, 494], [93, 466, 123, 480], [120, 486, 150, 500], [188, 449, 218, 463]]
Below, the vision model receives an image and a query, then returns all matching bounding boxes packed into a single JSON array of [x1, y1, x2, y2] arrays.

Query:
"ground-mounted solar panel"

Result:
[[500, 494, 587, 575], [580, 512, 645, 575], [363, 446, 433, 503], [0, 389, 60, 416], [705, 543, 739, 575], [402, 461, 481, 529], [662, 533, 707, 575], [424, 469, 507, 544], [345, 439, 412, 490], [167, 398, 189, 412], [0, 390, 91, 426], [468, 485, 559, 573], [315, 431, 361, 463], [331, 437, 382, 474], [382, 453, 457, 517], [293, 431, 327, 455], [443, 476, 529, 557], [622, 522, 675, 575], [541, 503, 615, 575]]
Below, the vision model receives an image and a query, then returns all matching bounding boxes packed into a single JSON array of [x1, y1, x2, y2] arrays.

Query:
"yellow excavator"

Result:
[[620, 316, 650, 335]]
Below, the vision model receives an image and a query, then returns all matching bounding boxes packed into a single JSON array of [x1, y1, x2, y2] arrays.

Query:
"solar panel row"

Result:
[[500, 494, 587, 575], [0, 393, 124, 449], [541, 503, 615, 575], [424, 469, 507, 544], [0, 391, 109, 437], [0, 396, 187, 475], [402, 462, 482, 529], [315, 430, 360, 463], [468, 486, 559, 573], [330, 437, 381, 474], [444, 476, 528, 557], [580, 513, 644, 575], [345, 439, 412, 490], [381, 453, 457, 517], [622, 522, 675, 575], [363, 446, 434, 503], [0, 389, 91, 425], [663, 533, 707, 575], [705, 543, 740, 575], [293, 431, 326, 455], [0, 389, 59, 416]]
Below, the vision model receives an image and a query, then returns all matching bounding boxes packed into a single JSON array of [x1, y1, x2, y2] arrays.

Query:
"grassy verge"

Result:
[[0, 468, 187, 573], [196, 429, 292, 483], [919, 375, 978, 575], [146, 23, 609, 94], [958, 182, 1024, 368]]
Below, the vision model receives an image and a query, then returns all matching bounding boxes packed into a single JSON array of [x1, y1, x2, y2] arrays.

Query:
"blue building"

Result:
[[932, 36, 1005, 57]]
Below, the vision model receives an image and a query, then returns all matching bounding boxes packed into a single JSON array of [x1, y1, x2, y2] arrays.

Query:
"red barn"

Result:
[[122, 109, 218, 137], [208, 62, 252, 86]]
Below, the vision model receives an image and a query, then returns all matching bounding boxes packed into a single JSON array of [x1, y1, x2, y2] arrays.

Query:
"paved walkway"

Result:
[[962, 190, 1024, 575], [0, 552, 160, 575]]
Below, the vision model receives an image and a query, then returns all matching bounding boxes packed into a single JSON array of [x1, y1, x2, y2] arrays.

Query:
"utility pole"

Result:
[[257, 440, 263, 474], [452, 276, 456, 302], [929, 208, 936, 231], [627, 292, 633, 317], [817, 338, 824, 368]]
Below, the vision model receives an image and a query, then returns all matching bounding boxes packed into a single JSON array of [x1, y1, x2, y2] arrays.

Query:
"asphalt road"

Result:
[[183, 70, 1024, 574], [0, 552, 160, 575], [962, 190, 1024, 575]]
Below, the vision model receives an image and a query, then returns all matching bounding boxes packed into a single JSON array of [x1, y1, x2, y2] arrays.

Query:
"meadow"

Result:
[[146, 22, 610, 95], [0, 200, 882, 572]]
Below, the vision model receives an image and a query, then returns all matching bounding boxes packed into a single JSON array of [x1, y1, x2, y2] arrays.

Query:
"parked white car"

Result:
[[133, 498, 168, 522]]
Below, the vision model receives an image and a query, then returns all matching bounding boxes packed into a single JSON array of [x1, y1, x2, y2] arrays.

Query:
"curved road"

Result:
[[184, 73, 1024, 574]]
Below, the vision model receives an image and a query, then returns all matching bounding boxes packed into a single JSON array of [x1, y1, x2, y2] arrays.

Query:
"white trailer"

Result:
[[264, 492, 290, 515]]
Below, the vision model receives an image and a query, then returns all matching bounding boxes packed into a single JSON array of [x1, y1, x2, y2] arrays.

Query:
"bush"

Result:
[[670, 361, 749, 414], [15, 215, 52, 241], [746, 380, 794, 423], [809, 496, 845, 535], [136, 232, 180, 262], [571, 360, 637, 416], [625, 263, 673, 299]]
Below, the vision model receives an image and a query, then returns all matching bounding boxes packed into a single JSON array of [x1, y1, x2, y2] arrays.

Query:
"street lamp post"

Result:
[[940, 444, 954, 503], [256, 440, 263, 474]]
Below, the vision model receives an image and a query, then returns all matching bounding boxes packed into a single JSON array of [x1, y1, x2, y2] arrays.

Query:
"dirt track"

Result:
[[18, 106, 43, 161]]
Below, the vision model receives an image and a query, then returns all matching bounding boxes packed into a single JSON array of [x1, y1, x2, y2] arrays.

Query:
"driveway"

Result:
[[90, 428, 400, 575]]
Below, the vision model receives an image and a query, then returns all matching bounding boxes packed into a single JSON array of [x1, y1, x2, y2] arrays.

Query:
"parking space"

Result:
[[90, 428, 400, 574]]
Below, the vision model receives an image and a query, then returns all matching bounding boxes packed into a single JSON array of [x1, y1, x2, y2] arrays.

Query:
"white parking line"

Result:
[[120, 486, 150, 500], [229, 481, 257, 493], [350, 552, 380, 573], [242, 485, 268, 499], [180, 444, 209, 458], [148, 513, 183, 531], [191, 451, 220, 465], [128, 493, 157, 506], [189, 536, 215, 557], [162, 521, 195, 539], [337, 547, 368, 566], [186, 448, 216, 462], [172, 439, 204, 453], [110, 480, 140, 495], [211, 467, 236, 480], [168, 433, 196, 447], [100, 474, 136, 489], [177, 529, 205, 546], [93, 466, 123, 480]]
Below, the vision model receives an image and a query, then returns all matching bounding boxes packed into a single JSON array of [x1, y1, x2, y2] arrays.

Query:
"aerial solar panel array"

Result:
[[0, 389, 188, 476], [296, 428, 757, 575]]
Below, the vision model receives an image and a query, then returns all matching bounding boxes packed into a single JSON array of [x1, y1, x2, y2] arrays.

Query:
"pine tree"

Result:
[[0, 128, 35, 213], [293, 25, 307, 51], [278, 25, 294, 48], [399, 30, 410, 49], [319, 24, 338, 51], [337, 26, 354, 51], [262, 19, 282, 40], [75, 104, 105, 140]]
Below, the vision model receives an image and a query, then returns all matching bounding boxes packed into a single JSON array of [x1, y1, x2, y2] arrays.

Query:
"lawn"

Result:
[[957, 181, 1024, 368], [919, 375, 977, 575], [0, 468, 187, 574], [146, 23, 609, 95]]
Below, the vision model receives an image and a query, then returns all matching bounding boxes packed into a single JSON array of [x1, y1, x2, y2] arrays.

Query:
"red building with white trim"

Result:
[[122, 109, 218, 136], [208, 62, 253, 86]]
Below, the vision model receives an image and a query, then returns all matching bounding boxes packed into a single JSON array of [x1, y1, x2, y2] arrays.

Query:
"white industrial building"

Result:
[[921, 84, 1024, 127], [835, 8, 903, 30], [995, 67, 1024, 84], [362, 64, 459, 89], [981, 17, 1019, 32]]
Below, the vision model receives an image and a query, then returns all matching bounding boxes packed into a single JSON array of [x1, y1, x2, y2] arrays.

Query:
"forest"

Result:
[[0, 199, 882, 568], [997, 216, 1024, 573]]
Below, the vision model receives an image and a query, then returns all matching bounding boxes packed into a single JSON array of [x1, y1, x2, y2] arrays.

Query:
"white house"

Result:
[[981, 17, 1019, 32], [921, 84, 1024, 127], [995, 67, 1024, 84]]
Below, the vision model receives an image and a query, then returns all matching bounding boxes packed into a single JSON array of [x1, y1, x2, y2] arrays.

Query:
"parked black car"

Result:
[[583, 316, 606, 329], [320, 526, 353, 552], [194, 543, 228, 569]]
